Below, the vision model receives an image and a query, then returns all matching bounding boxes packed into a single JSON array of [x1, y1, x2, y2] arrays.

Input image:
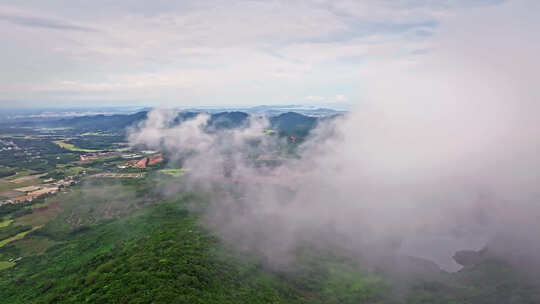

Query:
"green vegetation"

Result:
[[53, 140, 102, 152], [0, 218, 13, 228], [4, 170, 38, 180], [0, 261, 15, 270], [0, 202, 32, 217], [0, 161, 537, 304], [0, 115, 538, 304], [0, 199, 388, 304], [0, 176, 391, 304], [53, 137, 130, 153], [81, 132, 116, 136], [158, 168, 184, 177], [44, 165, 87, 180], [14, 236, 56, 256], [45, 111, 148, 133], [270, 112, 317, 138], [4, 169, 37, 181], [0, 226, 41, 248], [66, 135, 128, 151], [0, 224, 31, 241], [0, 137, 76, 172], [0, 166, 16, 178], [0, 178, 37, 193]]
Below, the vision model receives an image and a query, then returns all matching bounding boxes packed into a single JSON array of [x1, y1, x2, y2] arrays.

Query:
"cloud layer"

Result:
[[125, 0, 540, 272], [2, 0, 531, 107], [129, 77, 540, 273]]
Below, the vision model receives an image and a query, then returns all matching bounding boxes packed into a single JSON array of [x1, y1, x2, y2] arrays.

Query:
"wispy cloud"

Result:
[[305, 95, 347, 103], [0, 13, 97, 32]]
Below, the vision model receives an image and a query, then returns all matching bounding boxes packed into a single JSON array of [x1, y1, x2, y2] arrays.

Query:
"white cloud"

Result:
[[328, 94, 347, 102], [305, 94, 347, 103], [305, 96, 325, 102], [0, 0, 528, 108]]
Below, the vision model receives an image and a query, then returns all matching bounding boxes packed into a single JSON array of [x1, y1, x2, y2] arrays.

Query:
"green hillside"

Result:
[[0, 175, 538, 303]]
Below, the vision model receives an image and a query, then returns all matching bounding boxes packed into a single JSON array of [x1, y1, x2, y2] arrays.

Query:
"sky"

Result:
[[0, 0, 538, 108]]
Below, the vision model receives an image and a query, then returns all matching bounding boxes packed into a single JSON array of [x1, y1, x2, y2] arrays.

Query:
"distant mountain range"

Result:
[[0, 105, 347, 122], [185, 105, 347, 117], [3, 110, 343, 137]]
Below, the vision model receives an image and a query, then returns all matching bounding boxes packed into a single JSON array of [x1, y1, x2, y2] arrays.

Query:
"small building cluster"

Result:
[[3, 177, 77, 204], [13, 186, 60, 202], [117, 153, 163, 169], [78, 152, 118, 163]]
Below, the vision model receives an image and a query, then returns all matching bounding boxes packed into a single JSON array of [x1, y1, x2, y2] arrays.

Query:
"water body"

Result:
[[398, 233, 492, 272]]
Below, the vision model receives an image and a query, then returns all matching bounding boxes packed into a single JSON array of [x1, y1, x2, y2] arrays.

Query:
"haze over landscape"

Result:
[[1, 1, 540, 303]]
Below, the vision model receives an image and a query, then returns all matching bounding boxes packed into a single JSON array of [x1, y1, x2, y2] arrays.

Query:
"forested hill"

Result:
[[52, 111, 149, 132], [14, 111, 340, 137]]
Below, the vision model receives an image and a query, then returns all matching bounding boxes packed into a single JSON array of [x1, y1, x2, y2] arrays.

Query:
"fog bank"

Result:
[[128, 1, 540, 272]]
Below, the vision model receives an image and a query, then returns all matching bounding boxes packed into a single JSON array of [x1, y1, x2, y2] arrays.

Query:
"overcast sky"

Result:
[[0, 0, 538, 108]]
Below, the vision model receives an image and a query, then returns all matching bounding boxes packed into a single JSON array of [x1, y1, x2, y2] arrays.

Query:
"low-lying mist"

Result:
[[128, 88, 540, 273], [127, 11, 540, 271]]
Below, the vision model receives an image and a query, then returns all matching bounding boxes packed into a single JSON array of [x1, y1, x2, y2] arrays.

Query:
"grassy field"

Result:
[[116, 146, 132, 152], [0, 218, 13, 228], [63, 166, 86, 176], [4, 170, 38, 181], [54, 139, 131, 153], [0, 226, 42, 248], [53, 140, 102, 152], [0, 175, 41, 196], [46, 165, 94, 181], [158, 168, 184, 178], [0, 261, 15, 270], [51, 165, 87, 177]]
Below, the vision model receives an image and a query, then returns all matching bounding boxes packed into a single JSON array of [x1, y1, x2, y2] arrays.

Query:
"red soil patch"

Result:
[[17, 201, 63, 227], [34, 201, 61, 215]]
